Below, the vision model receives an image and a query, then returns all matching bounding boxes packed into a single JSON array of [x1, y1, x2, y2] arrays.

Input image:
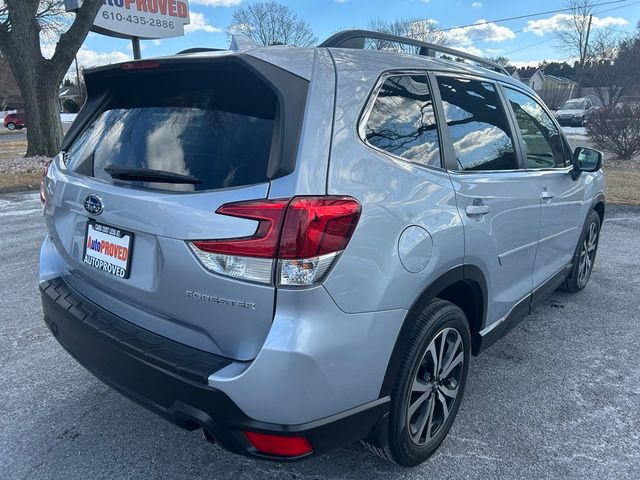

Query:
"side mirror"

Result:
[[571, 147, 602, 180]]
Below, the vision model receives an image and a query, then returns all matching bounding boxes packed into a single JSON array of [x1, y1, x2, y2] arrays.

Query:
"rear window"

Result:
[[65, 63, 278, 192]]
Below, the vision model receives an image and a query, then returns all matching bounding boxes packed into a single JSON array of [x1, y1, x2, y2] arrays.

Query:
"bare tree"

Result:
[[554, 0, 595, 94], [368, 18, 448, 53], [228, 2, 316, 47], [582, 30, 638, 105], [0, 1, 103, 156]]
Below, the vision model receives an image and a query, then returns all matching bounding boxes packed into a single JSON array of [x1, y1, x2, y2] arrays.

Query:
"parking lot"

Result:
[[1, 191, 639, 479]]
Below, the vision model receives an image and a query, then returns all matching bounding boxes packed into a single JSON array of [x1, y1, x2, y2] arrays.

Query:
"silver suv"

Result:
[[39, 30, 605, 467]]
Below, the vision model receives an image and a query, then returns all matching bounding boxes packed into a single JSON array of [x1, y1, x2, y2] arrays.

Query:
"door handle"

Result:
[[541, 188, 555, 201], [465, 200, 490, 216]]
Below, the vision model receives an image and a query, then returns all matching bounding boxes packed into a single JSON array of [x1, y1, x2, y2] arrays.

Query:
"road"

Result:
[[1, 191, 639, 479], [0, 122, 73, 144]]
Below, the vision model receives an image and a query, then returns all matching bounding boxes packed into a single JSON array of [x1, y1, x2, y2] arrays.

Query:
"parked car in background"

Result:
[[3, 111, 25, 130], [555, 97, 599, 126]]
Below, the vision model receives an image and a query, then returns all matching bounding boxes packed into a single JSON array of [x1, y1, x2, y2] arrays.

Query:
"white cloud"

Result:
[[445, 20, 516, 49], [184, 11, 222, 34], [76, 49, 131, 68], [190, 0, 241, 6], [40, 42, 130, 68], [472, 1, 482, 7], [152, 39, 162, 46], [524, 14, 628, 36]]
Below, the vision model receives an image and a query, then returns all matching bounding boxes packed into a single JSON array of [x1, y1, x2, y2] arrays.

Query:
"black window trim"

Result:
[[357, 70, 446, 171], [499, 82, 574, 172], [431, 71, 527, 174]]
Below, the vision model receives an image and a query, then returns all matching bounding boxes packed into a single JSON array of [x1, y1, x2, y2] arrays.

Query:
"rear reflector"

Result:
[[189, 196, 361, 286], [244, 431, 313, 457]]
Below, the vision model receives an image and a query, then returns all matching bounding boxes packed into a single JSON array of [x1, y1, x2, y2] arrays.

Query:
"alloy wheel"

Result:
[[578, 220, 598, 287], [406, 327, 464, 446]]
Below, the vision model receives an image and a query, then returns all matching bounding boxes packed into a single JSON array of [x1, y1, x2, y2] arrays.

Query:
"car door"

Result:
[[502, 86, 585, 291], [432, 74, 541, 326]]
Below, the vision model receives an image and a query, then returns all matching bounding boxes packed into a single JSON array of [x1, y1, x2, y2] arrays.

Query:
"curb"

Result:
[[0, 183, 40, 194]]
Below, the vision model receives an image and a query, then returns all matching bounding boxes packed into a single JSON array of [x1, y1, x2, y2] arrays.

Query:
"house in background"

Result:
[[58, 85, 82, 112], [527, 69, 577, 109], [505, 66, 521, 82]]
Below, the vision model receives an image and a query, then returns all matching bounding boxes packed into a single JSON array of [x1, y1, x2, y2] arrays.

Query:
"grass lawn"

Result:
[[1, 139, 639, 205], [605, 168, 640, 205]]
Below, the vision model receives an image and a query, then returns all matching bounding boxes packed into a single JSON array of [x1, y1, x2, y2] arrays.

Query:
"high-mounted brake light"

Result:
[[189, 196, 361, 286], [121, 60, 161, 71]]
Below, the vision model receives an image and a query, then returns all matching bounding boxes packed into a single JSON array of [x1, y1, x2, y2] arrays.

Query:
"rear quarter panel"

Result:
[[323, 50, 465, 314]]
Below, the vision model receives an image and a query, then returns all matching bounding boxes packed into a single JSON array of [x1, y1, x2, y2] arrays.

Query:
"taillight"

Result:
[[244, 431, 313, 457], [188, 196, 361, 286]]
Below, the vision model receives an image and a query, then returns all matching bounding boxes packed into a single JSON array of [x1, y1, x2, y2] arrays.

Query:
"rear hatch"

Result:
[[46, 53, 309, 361]]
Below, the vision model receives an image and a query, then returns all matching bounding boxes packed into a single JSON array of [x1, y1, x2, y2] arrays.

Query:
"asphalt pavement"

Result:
[[1, 191, 639, 479]]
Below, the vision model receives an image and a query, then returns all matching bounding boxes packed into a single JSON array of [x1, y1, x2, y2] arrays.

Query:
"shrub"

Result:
[[586, 104, 640, 160], [62, 98, 79, 113]]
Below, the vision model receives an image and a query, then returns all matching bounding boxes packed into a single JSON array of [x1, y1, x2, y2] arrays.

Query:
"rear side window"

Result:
[[65, 63, 278, 192], [436, 77, 517, 171], [364, 75, 441, 168], [504, 88, 570, 169]]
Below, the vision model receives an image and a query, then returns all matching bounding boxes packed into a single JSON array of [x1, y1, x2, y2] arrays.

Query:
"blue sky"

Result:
[[74, 0, 639, 69]]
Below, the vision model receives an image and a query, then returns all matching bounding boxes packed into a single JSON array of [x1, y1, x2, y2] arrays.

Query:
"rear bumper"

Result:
[[40, 277, 389, 460]]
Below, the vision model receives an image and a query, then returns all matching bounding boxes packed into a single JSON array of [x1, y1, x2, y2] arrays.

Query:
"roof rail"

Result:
[[319, 29, 509, 76]]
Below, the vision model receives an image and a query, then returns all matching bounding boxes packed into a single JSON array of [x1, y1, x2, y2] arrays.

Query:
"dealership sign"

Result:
[[65, 0, 190, 39]]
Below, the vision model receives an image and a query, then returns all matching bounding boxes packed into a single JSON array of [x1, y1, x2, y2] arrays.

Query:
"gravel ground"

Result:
[[0, 155, 51, 174], [1, 191, 639, 479]]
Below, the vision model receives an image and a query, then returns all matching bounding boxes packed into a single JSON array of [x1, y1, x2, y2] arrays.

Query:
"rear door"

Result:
[[501, 86, 584, 289], [433, 74, 541, 326], [45, 56, 309, 361]]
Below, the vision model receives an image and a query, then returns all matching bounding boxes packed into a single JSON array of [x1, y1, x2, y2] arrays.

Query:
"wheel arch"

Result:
[[379, 264, 487, 397]]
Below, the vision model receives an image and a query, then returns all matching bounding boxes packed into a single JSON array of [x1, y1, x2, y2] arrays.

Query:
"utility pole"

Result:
[[131, 37, 142, 60], [577, 14, 593, 98]]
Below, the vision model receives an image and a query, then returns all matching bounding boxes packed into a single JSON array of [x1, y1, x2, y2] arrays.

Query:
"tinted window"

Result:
[[436, 77, 517, 171], [505, 88, 569, 169], [65, 65, 277, 192], [365, 75, 441, 168]]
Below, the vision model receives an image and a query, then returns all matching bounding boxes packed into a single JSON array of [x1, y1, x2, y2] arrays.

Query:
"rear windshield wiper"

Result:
[[103, 165, 202, 184]]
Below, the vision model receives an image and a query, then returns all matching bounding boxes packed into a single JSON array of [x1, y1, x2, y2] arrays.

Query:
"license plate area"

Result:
[[83, 221, 133, 279]]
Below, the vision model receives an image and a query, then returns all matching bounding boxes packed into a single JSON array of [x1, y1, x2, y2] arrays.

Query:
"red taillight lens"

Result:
[[244, 431, 313, 457], [189, 196, 361, 285], [192, 196, 361, 260], [192, 199, 289, 258], [278, 197, 361, 259]]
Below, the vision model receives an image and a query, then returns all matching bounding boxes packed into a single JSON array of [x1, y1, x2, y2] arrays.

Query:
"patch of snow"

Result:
[[60, 113, 78, 123], [562, 126, 588, 136]]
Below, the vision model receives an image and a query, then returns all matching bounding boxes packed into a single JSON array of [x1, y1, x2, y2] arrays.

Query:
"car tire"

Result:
[[6, 122, 16, 131], [362, 299, 470, 466], [16, 125, 24, 130], [561, 210, 601, 293]]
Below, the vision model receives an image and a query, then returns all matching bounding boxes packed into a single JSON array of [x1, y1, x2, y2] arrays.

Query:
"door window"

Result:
[[504, 88, 570, 169], [436, 77, 517, 171], [365, 75, 441, 168]]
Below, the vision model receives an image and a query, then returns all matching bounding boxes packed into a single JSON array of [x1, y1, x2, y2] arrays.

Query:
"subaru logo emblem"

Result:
[[84, 194, 104, 216]]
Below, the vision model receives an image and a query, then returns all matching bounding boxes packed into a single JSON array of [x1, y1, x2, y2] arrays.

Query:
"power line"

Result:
[[438, 0, 632, 32]]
